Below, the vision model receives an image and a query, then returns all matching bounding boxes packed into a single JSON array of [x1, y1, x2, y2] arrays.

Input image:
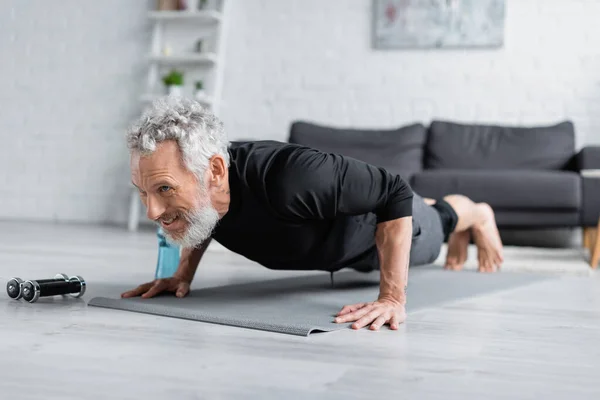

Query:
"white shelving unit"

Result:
[[128, 0, 230, 232], [148, 53, 218, 64], [147, 10, 222, 21], [140, 92, 214, 106]]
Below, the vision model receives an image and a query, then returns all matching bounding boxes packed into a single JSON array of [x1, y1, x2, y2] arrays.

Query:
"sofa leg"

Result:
[[583, 227, 595, 252], [591, 220, 600, 269]]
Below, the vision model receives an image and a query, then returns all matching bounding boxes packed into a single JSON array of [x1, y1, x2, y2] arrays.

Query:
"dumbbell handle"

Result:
[[30, 278, 62, 284], [36, 280, 82, 297]]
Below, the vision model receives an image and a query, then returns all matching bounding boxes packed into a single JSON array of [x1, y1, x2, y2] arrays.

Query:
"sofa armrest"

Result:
[[575, 146, 600, 172], [578, 147, 600, 226]]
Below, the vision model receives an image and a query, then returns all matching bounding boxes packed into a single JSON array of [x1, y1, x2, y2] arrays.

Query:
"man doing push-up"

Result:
[[122, 97, 504, 331]]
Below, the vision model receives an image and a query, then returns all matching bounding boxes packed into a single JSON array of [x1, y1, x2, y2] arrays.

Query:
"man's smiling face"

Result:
[[130, 140, 220, 247]]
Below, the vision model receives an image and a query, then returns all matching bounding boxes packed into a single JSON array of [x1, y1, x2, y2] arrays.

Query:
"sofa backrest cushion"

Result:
[[289, 121, 427, 178], [425, 120, 575, 170]]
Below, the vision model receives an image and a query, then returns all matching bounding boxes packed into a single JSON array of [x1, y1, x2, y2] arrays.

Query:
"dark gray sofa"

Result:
[[288, 120, 600, 229]]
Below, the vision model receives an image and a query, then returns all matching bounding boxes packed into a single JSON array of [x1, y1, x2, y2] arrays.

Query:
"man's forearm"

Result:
[[174, 238, 212, 282], [375, 216, 412, 305]]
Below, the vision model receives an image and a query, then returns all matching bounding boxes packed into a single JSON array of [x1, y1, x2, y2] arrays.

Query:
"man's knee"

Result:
[[442, 193, 473, 205], [477, 201, 494, 213]]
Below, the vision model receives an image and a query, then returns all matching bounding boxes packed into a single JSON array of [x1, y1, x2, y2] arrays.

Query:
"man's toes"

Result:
[[447, 264, 463, 271], [444, 256, 458, 269], [494, 256, 503, 267], [478, 258, 493, 273], [477, 258, 486, 272], [444, 263, 462, 271]]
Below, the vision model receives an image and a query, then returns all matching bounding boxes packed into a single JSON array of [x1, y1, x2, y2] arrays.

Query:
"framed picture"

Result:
[[372, 0, 505, 49]]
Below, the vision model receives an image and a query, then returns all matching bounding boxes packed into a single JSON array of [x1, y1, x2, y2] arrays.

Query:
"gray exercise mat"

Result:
[[88, 268, 549, 336]]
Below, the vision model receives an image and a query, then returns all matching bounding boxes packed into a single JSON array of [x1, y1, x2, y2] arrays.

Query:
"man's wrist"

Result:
[[174, 265, 194, 283], [173, 245, 205, 283], [378, 289, 407, 306]]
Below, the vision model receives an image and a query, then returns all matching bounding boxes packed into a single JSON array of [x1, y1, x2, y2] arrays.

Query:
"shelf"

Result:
[[149, 53, 217, 64], [140, 93, 213, 106], [148, 10, 221, 22]]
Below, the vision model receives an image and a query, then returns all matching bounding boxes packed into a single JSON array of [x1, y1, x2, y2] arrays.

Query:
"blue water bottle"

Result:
[[154, 227, 181, 279]]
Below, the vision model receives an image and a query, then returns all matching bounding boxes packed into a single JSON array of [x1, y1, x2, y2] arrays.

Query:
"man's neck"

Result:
[[213, 173, 231, 218]]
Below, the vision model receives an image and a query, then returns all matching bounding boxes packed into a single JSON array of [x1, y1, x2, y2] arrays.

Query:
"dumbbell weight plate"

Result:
[[6, 277, 24, 300], [68, 275, 86, 298], [6, 273, 69, 300], [21, 281, 41, 303]]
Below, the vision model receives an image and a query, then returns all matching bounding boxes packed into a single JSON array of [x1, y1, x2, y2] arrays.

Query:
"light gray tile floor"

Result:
[[1, 221, 599, 399]]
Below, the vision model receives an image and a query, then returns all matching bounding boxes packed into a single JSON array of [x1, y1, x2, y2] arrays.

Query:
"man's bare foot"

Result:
[[444, 230, 470, 271], [471, 203, 504, 273]]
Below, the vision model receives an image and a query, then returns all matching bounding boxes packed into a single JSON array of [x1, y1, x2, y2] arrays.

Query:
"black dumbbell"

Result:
[[22, 275, 86, 303], [6, 273, 69, 300]]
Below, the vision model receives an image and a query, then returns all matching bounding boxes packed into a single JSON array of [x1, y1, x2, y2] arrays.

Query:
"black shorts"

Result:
[[409, 193, 457, 266], [431, 199, 459, 242]]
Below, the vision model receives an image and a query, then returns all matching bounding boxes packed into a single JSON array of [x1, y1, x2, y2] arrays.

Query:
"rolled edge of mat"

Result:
[[87, 296, 340, 336]]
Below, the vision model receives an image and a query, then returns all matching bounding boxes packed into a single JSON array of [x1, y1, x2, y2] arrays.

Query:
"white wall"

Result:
[[220, 0, 600, 148], [0, 0, 149, 224], [1, 0, 599, 225]]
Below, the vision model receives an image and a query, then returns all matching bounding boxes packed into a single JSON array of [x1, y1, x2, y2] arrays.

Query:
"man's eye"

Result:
[[159, 186, 172, 193]]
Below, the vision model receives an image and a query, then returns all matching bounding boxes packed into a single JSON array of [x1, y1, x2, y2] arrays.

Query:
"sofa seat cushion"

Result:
[[410, 170, 581, 210], [425, 120, 575, 170], [289, 121, 427, 179]]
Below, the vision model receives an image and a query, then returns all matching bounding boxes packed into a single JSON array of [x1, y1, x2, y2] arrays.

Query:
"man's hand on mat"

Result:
[[121, 276, 191, 299], [333, 298, 406, 331]]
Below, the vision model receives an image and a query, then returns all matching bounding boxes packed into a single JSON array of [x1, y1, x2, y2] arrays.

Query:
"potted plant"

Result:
[[162, 69, 184, 96], [194, 80, 205, 100]]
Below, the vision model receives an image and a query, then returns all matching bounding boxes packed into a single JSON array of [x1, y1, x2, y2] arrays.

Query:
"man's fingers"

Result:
[[389, 314, 400, 330], [335, 304, 373, 323], [369, 315, 388, 331], [121, 282, 154, 298], [141, 280, 166, 298], [352, 308, 384, 330], [336, 303, 366, 316], [176, 282, 190, 298], [122, 282, 153, 298], [121, 279, 190, 299]]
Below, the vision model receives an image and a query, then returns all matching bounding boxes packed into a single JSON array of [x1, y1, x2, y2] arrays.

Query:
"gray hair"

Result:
[[126, 96, 230, 181]]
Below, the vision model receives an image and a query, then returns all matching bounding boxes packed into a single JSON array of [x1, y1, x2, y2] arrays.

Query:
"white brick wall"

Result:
[[1, 0, 599, 225], [221, 0, 600, 148], [0, 0, 149, 224]]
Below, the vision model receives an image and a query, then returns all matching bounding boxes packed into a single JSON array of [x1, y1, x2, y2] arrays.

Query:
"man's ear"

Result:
[[208, 154, 227, 186]]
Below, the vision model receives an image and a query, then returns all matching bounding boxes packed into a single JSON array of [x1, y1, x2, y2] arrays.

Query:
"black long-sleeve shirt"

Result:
[[211, 140, 414, 272]]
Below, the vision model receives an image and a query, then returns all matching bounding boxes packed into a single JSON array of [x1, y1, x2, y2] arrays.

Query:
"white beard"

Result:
[[161, 190, 221, 249]]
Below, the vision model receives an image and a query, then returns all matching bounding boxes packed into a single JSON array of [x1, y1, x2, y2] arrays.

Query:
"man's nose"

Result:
[[146, 195, 166, 221]]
